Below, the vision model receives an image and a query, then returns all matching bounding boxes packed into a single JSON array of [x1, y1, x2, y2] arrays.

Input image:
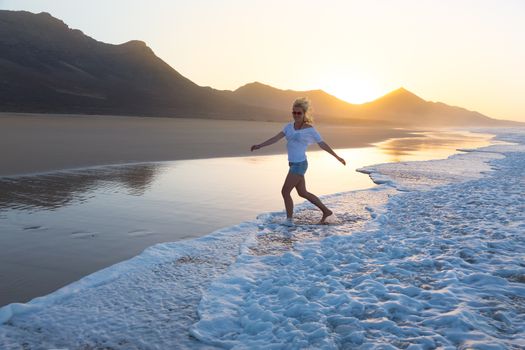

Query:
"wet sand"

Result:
[[0, 129, 495, 306], [0, 112, 414, 177]]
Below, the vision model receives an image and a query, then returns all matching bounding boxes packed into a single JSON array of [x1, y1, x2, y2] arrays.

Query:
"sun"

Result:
[[319, 73, 382, 104]]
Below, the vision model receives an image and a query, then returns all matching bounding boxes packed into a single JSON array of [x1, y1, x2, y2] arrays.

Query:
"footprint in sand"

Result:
[[71, 231, 98, 239], [23, 225, 44, 231]]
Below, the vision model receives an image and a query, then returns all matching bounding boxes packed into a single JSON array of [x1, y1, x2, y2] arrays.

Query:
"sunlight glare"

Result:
[[319, 72, 383, 104]]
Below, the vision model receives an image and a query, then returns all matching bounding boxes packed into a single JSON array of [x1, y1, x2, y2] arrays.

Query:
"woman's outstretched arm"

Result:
[[251, 131, 285, 151], [317, 141, 346, 165]]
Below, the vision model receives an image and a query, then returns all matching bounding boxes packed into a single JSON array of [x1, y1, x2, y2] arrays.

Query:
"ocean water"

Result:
[[0, 130, 494, 307], [1, 128, 523, 349]]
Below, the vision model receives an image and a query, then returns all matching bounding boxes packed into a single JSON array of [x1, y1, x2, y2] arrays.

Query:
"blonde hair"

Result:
[[293, 97, 314, 125]]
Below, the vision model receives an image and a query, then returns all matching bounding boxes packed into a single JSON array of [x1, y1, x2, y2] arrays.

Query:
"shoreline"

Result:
[[1, 128, 523, 349], [0, 129, 495, 308], [0, 113, 417, 177]]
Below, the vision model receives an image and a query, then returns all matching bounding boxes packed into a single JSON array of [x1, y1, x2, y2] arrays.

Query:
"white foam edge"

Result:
[[355, 137, 525, 192], [0, 188, 371, 325], [0, 220, 259, 324]]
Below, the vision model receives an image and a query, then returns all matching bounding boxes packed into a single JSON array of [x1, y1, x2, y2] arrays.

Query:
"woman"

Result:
[[251, 97, 346, 225]]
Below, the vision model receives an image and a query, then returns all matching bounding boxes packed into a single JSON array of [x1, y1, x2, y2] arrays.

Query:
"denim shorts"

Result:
[[288, 160, 308, 176]]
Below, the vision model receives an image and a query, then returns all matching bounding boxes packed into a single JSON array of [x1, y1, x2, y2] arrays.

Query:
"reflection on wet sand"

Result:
[[0, 131, 494, 214], [374, 130, 494, 162], [0, 164, 160, 212], [0, 129, 496, 306]]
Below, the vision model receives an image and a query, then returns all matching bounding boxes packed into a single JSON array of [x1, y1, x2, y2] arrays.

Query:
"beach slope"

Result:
[[0, 113, 412, 177]]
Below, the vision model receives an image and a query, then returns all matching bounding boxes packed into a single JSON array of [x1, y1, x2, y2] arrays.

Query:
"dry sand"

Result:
[[0, 113, 414, 177]]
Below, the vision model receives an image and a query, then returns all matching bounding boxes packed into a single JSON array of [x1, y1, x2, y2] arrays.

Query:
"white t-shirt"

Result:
[[282, 122, 323, 162]]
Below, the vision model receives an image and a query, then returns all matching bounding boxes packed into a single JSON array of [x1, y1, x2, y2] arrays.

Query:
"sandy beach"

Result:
[[0, 113, 414, 177]]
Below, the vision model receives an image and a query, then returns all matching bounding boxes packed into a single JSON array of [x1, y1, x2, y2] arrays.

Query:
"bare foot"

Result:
[[318, 209, 333, 224], [283, 217, 294, 227]]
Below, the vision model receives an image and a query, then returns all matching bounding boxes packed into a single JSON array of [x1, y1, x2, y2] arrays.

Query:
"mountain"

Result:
[[0, 10, 283, 121], [0, 10, 519, 127], [224, 83, 518, 127], [357, 87, 504, 126], [220, 82, 357, 119]]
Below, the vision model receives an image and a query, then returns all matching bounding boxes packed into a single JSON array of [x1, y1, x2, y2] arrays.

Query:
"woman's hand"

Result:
[[318, 142, 346, 166], [251, 144, 261, 152]]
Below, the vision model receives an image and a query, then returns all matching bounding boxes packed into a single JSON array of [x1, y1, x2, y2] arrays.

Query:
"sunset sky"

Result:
[[1, 0, 524, 122]]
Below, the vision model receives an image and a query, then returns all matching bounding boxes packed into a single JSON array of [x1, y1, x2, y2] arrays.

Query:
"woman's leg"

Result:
[[295, 176, 333, 223], [281, 172, 304, 219]]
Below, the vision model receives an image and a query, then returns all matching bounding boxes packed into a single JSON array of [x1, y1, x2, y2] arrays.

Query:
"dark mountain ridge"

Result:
[[0, 10, 519, 127], [0, 10, 283, 120]]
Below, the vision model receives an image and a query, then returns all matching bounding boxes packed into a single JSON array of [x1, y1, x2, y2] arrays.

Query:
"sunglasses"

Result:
[[292, 111, 304, 116]]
